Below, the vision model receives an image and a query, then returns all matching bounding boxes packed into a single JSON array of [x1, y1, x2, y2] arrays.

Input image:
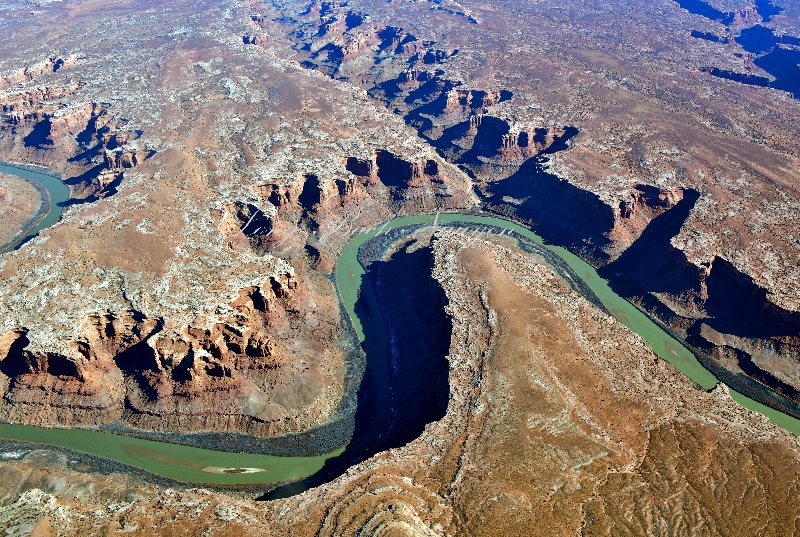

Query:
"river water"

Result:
[[0, 163, 70, 253], [0, 169, 798, 487]]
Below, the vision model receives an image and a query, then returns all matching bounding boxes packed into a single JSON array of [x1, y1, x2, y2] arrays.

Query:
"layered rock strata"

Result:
[[3, 226, 799, 535], [259, 0, 800, 415], [0, 0, 475, 452]]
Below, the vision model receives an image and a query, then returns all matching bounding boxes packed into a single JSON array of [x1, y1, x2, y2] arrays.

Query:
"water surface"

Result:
[[0, 163, 70, 253], [1, 209, 798, 488]]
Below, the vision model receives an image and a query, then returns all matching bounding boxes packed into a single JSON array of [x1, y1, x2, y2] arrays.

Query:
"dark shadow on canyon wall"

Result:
[[681, 0, 800, 98], [375, 150, 414, 188], [599, 189, 703, 300], [599, 188, 800, 406], [22, 119, 53, 148], [600, 188, 800, 346], [674, 0, 735, 24], [456, 116, 510, 167], [481, 155, 614, 263], [702, 257, 800, 343], [542, 126, 580, 154], [368, 244, 451, 448], [260, 241, 451, 500]]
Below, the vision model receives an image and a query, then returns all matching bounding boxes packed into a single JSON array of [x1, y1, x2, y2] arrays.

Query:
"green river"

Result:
[[1, 187, 799, 486], [0, 163, 70, 253]]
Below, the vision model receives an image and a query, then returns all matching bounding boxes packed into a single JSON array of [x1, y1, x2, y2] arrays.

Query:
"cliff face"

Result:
[[0, 0, 799, 531], [270, 229, 800, 535], [258, 0, 800, 416], [4, 226, 799, 535], [0, 270, 350, 440], [0, 0, 476, 447]]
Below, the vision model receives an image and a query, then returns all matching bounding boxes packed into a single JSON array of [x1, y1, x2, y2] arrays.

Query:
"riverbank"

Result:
[[2, 211, 799, 491], [0, 174, 49, 253], [0, 161, 69, 254]]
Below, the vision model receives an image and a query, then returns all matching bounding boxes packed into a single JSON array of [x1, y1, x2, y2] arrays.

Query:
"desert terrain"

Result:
[[0, 0, 799, 534], [3, 227, 800, 535]]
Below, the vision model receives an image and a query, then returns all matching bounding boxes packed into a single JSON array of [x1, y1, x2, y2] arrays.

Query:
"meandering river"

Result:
[[0, 163, 70, 254], [0, 166, 798, 488]]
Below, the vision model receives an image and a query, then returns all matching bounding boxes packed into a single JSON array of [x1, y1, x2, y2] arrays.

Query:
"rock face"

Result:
[[0, 0, 800, 532], [0, 56, 79, 91], [4, 226, 799, 535], [261, 0, 800, 421], [0, 0, 475, 450], [0, 265, 353, 440], [0, 71, 151, 204]]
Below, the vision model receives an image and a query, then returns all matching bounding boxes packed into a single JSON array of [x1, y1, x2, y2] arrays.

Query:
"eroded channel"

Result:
[[1, 205, 799, 491]]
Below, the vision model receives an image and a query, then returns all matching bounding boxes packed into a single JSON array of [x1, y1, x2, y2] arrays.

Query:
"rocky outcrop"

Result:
[[731, 8, 761, 27], [0, 266, 348, 439], [79, 311, 160, 362], [242, 34, 268, 46], [0, 56, 79, 91], [0, 327, 125, 426], [0, 84, 80, 118], [219, 201, 294, 254], [343, 150, 441, 190], [497, 126, 574, 162], [0, 73, 151, 203], [118, 268, 351, 437], [103, 148, 150, 170], [607, 184, 686, 251], [245, 152, 471, 270], [439, 89, 508, 116]]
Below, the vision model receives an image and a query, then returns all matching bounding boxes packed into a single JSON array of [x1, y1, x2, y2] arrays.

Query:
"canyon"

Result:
[[0, 0, 799, 534], [4, 224, 800, 535]]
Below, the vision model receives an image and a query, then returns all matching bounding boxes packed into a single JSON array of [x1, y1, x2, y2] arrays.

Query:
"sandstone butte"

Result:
[[0, 0, 799, 535]]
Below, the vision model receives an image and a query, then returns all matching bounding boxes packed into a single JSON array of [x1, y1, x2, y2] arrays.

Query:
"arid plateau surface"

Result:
[[1, 0, 800, 534]]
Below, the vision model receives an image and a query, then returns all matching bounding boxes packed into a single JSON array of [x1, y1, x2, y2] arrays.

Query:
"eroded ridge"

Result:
[[252, 0, 800, 413], [6, 225, 800, 534]]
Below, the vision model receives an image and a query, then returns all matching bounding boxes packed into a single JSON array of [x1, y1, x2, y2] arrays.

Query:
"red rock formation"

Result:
[[104, 148, 148, 170], [619, 184, 684, 219], [0, 84, 80, 117], [398, 68, 432, 87], [345, 156, 378, 183], [242, 34, 268, 46], [79, 311, 160, 361], [442, 89, 505, 115], [46, 103, 97, 146], [731, 9, 761, 26], [396, 38, 433, 56], [0, 264, 342, 435], [0, 56, 79, 91], [340, 32, 380, 60], [0, 326, 127, 426]]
